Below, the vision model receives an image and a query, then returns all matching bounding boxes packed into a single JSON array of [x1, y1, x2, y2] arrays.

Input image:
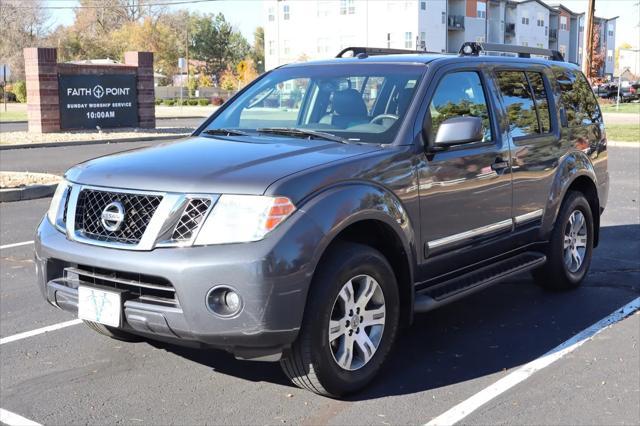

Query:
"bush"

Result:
[[187, 99, 199, 106], [162, 99, 175, 106], [179, 99, 189, 106], [155, 98, 162, 105], [13, 81, 27, 103], [198, 98, 210, 106], [211, 96, 225, 106]]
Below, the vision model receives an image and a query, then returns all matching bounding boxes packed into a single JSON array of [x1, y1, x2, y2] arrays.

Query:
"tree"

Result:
[[251, 27, 265, 74], [190, 13, 249, 77], [109, 17, 181, 81], [589, 24, 605, 80], [0, 0, 49, 81]]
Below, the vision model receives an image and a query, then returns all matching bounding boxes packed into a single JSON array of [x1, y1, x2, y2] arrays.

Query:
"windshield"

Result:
[[200, 64, 425, 144]]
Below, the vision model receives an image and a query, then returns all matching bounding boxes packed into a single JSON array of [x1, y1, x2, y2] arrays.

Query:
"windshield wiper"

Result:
[[202, 128, 251, 137], [256, 127, 348, 144]]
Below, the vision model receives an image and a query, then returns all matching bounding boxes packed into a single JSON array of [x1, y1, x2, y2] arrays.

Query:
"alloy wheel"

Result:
[[328, 274, 386, 371], [563, 210, 588, 273]]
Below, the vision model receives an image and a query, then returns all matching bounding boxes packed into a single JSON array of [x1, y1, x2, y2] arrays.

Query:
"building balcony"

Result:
[[505, 23, 515, 36], [549, 29, 557, 41], [448, 15, 465, 30]]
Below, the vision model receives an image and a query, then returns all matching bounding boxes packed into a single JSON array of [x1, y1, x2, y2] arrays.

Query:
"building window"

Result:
[[283, 40, 290, 55], [421, 1, 426, 11], [405, 32, 413, 48], [476, 36, 485, 43], [579, 25, 584, 33], [441, 11, 446, 24], [537, 43, 544, 48], [268, 40, 275, 55], [522, 41, 529, 46], [607, 49, 613, 61], [477, 2, 486, 19], [340, 0, 355, 15], [608, 29, 614, 37], [387, 33, 392, 48], [560, 16, 568, 30], [522, 17, 530, 25], [268, 7, 275, 22], [317, 1, 330, 17], [283, 4, 290, 20]]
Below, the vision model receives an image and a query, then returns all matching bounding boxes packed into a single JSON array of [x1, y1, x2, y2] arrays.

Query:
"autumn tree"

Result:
[[0, 0, 49, 81], [251, 27, 265, 74]]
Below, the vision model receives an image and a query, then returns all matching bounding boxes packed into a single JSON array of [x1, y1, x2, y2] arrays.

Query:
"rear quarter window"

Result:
[[552, 67, 601, 127]]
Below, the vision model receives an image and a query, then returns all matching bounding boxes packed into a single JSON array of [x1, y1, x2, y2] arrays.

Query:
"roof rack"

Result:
[[336, 46, 427, 58], [459, 42, 565, 62]]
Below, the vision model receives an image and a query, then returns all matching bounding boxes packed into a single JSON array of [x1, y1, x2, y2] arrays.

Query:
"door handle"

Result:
[[491, 159, 510, 171]]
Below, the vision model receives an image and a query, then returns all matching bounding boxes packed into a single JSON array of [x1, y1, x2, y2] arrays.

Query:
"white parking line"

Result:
[[0, 408, 41, 426], [0, 241, 34, 250], [425, 297, 640, 426], [0, 319, 82, 345]]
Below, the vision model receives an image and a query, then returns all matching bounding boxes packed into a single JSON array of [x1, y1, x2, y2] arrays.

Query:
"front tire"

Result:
[[280, 242, 400, 397], [533, 191, 594, 290]]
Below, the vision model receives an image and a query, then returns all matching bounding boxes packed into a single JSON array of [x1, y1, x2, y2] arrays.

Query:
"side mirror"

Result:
[[432, 116, 484, 148]]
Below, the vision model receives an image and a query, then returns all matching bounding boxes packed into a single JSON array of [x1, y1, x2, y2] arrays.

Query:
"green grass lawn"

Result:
[[606, 124, 640, 142], [599, 102, 640, 114], [0, 110, 27, 122]]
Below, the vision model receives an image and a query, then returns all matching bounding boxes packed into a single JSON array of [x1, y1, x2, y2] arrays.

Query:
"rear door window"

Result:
[[527, 72, 551, 133], [496, 71, 539, 137], [496, 70, 553, 138]]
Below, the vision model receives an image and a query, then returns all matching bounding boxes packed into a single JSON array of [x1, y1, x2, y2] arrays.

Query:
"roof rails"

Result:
[[459, 42, 565, 62], [336, 46, 427, 58]]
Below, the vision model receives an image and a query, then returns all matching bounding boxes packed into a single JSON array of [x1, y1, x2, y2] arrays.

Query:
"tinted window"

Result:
[[553, 67, 601, 127], [496, 71, 539, 137], [429, 71, 492, 142], [527, 72, 551, 133]]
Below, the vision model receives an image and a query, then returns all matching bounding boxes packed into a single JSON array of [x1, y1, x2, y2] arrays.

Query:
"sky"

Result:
[[45, 0, 640, 48]]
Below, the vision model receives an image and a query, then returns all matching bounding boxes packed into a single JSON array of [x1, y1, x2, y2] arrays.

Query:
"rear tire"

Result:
[[83, 321, 142, 342], [280, 242, 400, 397], [533, 191, 594, 291]]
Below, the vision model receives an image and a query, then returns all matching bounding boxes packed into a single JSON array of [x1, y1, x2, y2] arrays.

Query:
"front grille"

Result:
[[74, 189, 162, 244], [63, 264, 177, 306], [171, 198, 211, 241]]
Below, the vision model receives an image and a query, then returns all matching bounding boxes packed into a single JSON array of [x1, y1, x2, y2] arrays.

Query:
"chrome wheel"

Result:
[[563, 210, 588, 273], [328, 274, 386, 371]]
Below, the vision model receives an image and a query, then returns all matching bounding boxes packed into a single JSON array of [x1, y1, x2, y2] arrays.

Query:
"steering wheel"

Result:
[[370, 114, 399, 125]]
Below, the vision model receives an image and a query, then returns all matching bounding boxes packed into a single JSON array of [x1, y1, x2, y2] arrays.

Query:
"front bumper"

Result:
[[35, 211, 324, 360]]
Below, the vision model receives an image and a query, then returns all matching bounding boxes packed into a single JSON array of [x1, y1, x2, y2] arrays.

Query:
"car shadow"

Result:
[[149, 224, 640, 398]]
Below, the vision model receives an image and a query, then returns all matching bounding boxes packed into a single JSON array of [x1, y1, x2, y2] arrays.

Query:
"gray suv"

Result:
[[36, 44, 608, 397]]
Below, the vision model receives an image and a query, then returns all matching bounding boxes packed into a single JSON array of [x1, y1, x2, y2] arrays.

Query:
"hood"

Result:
[[65, 135, 382, 195]]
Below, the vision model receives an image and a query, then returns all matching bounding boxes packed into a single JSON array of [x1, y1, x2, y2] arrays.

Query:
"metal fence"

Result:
[[155, 86, 237, 100]]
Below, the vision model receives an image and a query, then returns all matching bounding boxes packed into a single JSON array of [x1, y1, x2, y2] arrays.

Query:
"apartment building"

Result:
[[264, 0, 618, 77]]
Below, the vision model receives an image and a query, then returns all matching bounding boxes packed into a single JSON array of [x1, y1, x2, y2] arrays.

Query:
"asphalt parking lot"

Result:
[[0, 142, 639, 425]]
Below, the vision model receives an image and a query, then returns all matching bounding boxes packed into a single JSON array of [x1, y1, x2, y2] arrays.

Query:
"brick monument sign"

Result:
[[24, 48, 155, 133]]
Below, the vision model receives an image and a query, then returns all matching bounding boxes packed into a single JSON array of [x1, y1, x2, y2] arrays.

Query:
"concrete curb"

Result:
[[1, 116, 207, 125], [0, 134, 191, 151], [0, 183, 57, 202]]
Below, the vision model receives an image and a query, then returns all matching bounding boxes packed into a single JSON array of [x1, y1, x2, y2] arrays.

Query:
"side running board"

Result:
[[414, 252, 546, 313]]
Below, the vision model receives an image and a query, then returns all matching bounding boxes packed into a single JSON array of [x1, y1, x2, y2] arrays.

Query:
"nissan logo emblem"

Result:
[[101, 201, 125, 232]]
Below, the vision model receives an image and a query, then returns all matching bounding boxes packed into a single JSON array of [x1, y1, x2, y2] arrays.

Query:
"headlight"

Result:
[[194, 195, 296, 245], [47, 180, 69, 228]]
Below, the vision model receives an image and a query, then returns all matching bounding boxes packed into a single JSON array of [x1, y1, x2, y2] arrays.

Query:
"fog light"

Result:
[[206, 286, 243, 317], [224, 291, 241, 312]]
